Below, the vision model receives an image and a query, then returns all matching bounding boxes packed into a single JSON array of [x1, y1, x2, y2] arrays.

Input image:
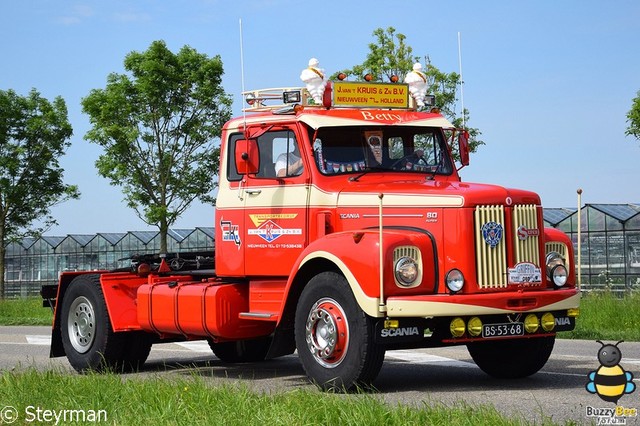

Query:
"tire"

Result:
[[208, 336, 272, 363], [60, 274, 126, 373], [467, 336, 555, 379], [294, 271, 385, 392]]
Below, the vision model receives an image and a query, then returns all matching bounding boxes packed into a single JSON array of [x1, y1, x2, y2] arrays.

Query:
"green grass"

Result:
[[0, 297, 52, 325], [0, 292, 634, 425], [0, 369, 564, 426], [558, 291, 640, 341]]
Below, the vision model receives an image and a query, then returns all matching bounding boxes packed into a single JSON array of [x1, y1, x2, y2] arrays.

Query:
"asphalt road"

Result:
[[2, 326, 640, 424]]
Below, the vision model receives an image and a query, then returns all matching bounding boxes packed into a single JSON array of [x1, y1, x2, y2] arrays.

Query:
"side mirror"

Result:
[[235, 139, 259, 175], [458, 130, 470, 167]]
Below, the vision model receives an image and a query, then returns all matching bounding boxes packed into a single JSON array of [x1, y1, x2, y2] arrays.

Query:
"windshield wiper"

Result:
[[348, 166, 387, 182]]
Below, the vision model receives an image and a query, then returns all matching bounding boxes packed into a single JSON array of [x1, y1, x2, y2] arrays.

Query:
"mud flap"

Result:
[[374, 318, 429, 345]]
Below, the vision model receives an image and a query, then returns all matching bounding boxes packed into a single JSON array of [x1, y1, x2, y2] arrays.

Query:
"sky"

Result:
[[1, 0, 639, 236]]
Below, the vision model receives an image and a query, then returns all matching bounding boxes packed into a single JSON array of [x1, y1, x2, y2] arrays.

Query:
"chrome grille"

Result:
[[474, 205, 507, 288], [474, 204, 542, 289], [513, 204, 540, 265]]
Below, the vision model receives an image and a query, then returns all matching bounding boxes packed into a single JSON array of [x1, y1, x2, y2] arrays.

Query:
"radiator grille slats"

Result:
[[546, 242, 568, 262], [474, 204, 541, 289], [474, 205, 507, 288], [513, 204, 540, 265]]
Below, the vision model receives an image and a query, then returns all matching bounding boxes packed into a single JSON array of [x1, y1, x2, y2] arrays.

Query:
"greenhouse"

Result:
[[3, 228, 214, 298], [544, 203, 640, 292]]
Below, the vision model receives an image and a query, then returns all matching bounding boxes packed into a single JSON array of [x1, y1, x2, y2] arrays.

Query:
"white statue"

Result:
[[404, 62, 428, 107], [300, 58, 327, 104]]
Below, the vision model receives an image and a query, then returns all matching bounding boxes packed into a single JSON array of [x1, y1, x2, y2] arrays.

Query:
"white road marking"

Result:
[[386, 350, 476, 368], [175, 340, 212, 353], [26, 335, 52, 345]]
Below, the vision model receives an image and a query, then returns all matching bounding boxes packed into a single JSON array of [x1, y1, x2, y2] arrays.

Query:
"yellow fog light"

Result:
[[450, 317, 466, 338], [567, 308, 580, 317], [541, 312, 555, 332], [467, 317, 483, 337], [524, 314, 539, 333]]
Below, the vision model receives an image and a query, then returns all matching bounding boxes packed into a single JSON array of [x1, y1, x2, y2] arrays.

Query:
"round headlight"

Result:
[[546, 252, 564, 276], [394, 257, 419, 286], [551, 264, 568, 288], [445, 269, 464, 293]]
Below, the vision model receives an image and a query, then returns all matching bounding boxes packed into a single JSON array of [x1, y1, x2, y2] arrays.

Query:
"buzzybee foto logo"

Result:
[[585, 341, 638, 425]]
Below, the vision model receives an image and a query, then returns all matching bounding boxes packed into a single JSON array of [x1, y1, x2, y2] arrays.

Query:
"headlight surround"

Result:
[[394, 256, 419, 286], [445, 269, 464, 293], [546, 251, 568, 288], [393, 246, 422, 288]]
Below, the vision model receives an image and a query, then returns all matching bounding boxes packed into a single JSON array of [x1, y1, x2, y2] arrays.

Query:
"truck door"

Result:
[[242, 127, 309, 276]]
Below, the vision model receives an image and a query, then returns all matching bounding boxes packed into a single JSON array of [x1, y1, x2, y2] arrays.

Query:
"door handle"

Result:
[[245, 189, 262, 195]]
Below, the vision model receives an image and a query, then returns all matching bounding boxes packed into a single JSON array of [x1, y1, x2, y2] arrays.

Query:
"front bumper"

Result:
[[385, 288, 580, 317]]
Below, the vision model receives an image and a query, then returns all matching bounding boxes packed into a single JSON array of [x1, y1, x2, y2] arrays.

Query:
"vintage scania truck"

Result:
[[42, 60, 580, 391]]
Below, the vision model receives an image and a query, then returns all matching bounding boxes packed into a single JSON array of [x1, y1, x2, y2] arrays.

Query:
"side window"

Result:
[[258, 130, 303, 178], [226, 133, 243, 181]]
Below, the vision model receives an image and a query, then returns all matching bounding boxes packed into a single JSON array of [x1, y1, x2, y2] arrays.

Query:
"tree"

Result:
[[333, 27, 484, 157], [626, 90, 640, 141], [0, 89, 79, 298], [82, 40, 232, 253]]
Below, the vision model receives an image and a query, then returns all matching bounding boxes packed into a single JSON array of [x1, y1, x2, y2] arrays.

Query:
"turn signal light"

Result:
[[567, 308, 580, 317]]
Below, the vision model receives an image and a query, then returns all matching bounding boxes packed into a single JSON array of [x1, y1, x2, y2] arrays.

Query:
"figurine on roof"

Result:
[[404, 62, 428, 107], [300, 58, 327, 104]]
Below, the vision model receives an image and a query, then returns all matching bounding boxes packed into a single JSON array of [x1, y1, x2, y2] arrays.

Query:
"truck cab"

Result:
[[43, 60, 580, 391]]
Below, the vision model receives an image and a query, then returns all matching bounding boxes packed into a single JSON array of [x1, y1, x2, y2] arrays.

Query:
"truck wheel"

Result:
[[467, 336, 555, 378], [208, 337, 271, 363], [60, 274, 125, 372], [294, 271, 385, 392]]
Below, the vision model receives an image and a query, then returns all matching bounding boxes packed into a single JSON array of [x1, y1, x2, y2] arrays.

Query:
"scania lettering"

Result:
[[380, 327, 420, 338], [41, 58, 579, 391]]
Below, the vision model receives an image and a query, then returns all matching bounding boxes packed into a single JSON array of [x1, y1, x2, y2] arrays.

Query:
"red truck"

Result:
[[42, 61, 580, 391]]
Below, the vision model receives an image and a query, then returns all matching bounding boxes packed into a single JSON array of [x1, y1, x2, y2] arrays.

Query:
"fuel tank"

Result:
[[137, 279, 274, 340]]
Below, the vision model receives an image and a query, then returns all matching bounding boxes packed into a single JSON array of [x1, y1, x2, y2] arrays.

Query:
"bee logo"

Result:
[[586, 340, 636, 403]]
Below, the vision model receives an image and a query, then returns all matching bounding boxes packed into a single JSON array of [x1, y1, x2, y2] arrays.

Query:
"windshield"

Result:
[[311, 126, 452, 176]]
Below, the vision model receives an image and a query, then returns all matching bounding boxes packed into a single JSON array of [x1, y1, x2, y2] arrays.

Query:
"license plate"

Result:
[[508, 262, 542, 284], [482, 322, 524, 338]]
